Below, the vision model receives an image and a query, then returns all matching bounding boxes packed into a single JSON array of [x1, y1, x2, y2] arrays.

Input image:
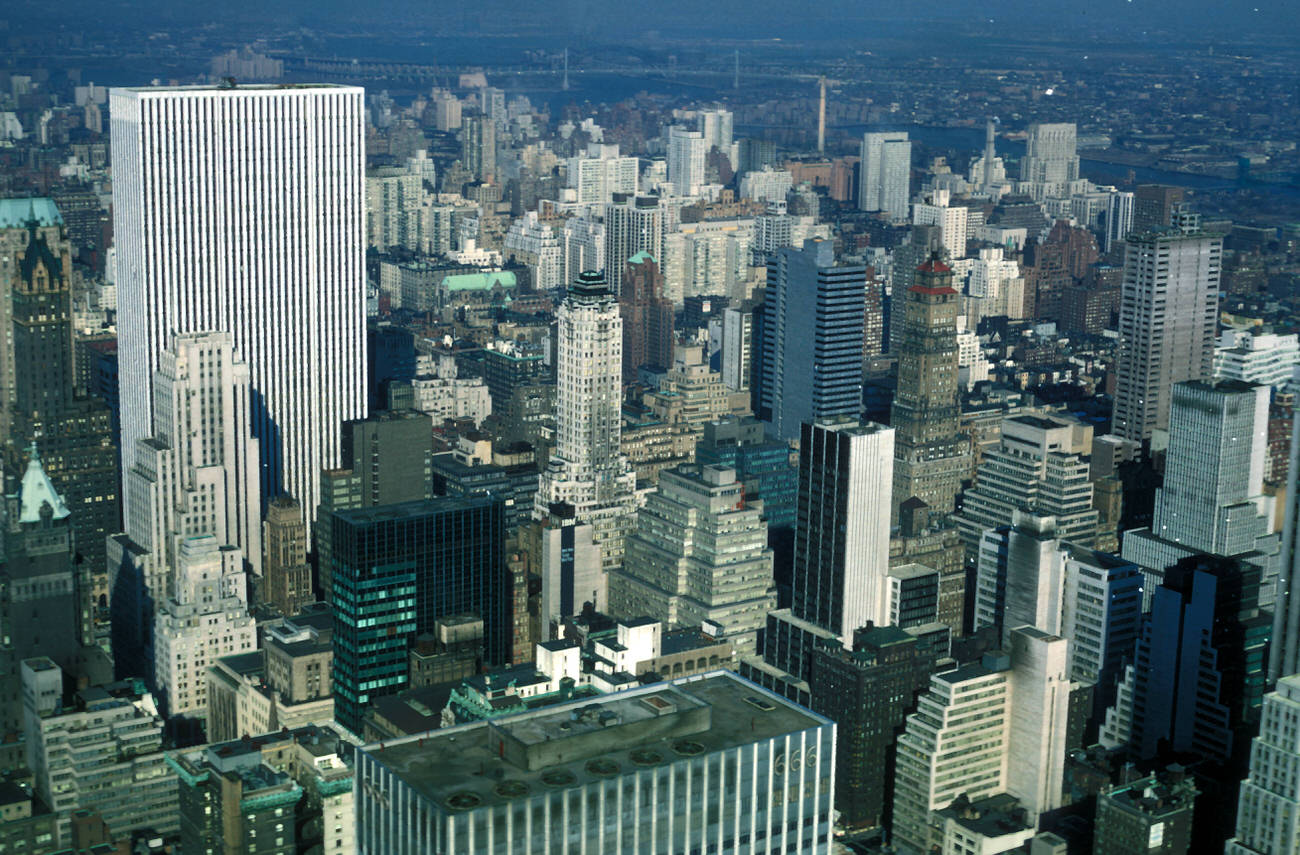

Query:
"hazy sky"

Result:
[[11, 0, 1300, 41]]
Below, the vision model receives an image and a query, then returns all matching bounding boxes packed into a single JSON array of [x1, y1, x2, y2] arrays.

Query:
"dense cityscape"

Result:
[[0, 1, 1298, 853]]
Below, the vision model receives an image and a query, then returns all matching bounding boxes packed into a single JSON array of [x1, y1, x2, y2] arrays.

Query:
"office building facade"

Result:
[[0, 449, 96, 765], [974, 511, 1065, 646], [955, 414, 1100, 551], [263, 496, 314, 616], [1122, 381, 1278, 606], [1104, 557, 1268, 763], [612, 464, 777, 655], [1228, 675, 1300, 854], [792, 420, 895, 640], [757, 239, 866, 441], [532, 502, 603, 637], [111, 84, 367, 533], [667, 126, 707, 196], [808, 626, 934, 830], [1019, 123, 1080, 194], [1152, 380, 1272, 556], [110, 331, 261, 680], [3, 201, 118, 582], [891, 628, 1070, 855], [23, 658, 178, 847], [354, 672, 837, 854], [1111, 221, 1221, 446], [890, 258, 970, 519], [1095, 769, 1196, 855], [859, 132, 911, 220], [619, 251, 675, 383], [603, 196, 665, 297], [694, 416, 798, 535], [329, 496, 506, 735], [535, 272, 637, 572], [153, 536, 256, 718], [316, 409, 435, 598]]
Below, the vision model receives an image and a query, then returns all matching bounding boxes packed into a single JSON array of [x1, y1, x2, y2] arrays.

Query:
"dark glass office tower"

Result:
[[329, 495, 506, 735]]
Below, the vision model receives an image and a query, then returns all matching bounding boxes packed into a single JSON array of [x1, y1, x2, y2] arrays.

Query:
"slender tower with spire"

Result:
[[534, 271, 638, 580]]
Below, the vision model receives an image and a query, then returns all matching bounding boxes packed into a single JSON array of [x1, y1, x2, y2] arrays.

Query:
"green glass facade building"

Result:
[[329, 496, 506, 735]]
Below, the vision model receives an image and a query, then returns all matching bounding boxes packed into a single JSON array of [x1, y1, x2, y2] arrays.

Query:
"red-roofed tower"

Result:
[[890, 254, 970, 521]]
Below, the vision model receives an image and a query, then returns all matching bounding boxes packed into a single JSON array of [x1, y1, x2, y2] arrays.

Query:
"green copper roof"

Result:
[[18, 445, 71, 524], [627, 251, 658, 265], [443, 271, 517, 292], [0, 198, 63, 230]]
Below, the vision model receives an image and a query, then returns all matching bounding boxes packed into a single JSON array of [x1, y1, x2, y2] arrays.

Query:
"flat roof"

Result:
[[659, 628, 725, 656], [361, 672, 826, 811], [113, 83, 361, 94], [1061, 543, 1138, 569], [335, 494, 498, 525], [1007, 414, 1070, 430], [889, 562, 938, 581], [936, 662, 1005, 686]]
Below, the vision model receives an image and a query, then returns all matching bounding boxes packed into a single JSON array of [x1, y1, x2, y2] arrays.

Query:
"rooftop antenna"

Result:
[[733, 50, 739, 90], [562, 48, 569, 91]]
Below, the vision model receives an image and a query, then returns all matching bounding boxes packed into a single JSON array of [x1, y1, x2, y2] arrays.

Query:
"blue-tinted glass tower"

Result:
[[756, 239, 865, 441]]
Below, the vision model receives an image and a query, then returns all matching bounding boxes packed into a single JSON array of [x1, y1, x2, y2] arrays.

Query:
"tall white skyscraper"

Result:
[[1227, 675, 1300, 854], [110, 84, 367, 533], [858, 131, 911, 220], [666, 125, 707, 196], [1111, 216, 1221, 446], [793, 419, 895, 638], [1154, 380, 1271, 555], [535, 272, 637, 571]]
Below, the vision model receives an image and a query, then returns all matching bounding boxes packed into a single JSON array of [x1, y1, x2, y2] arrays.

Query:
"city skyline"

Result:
[[0, 5, 1297, 853]]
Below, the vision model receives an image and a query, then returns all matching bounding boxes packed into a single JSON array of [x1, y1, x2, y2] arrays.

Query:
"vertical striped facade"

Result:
[[793, 420, 895, 640], [110, 84, 366, 537], [355, 673, 836, 854]]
